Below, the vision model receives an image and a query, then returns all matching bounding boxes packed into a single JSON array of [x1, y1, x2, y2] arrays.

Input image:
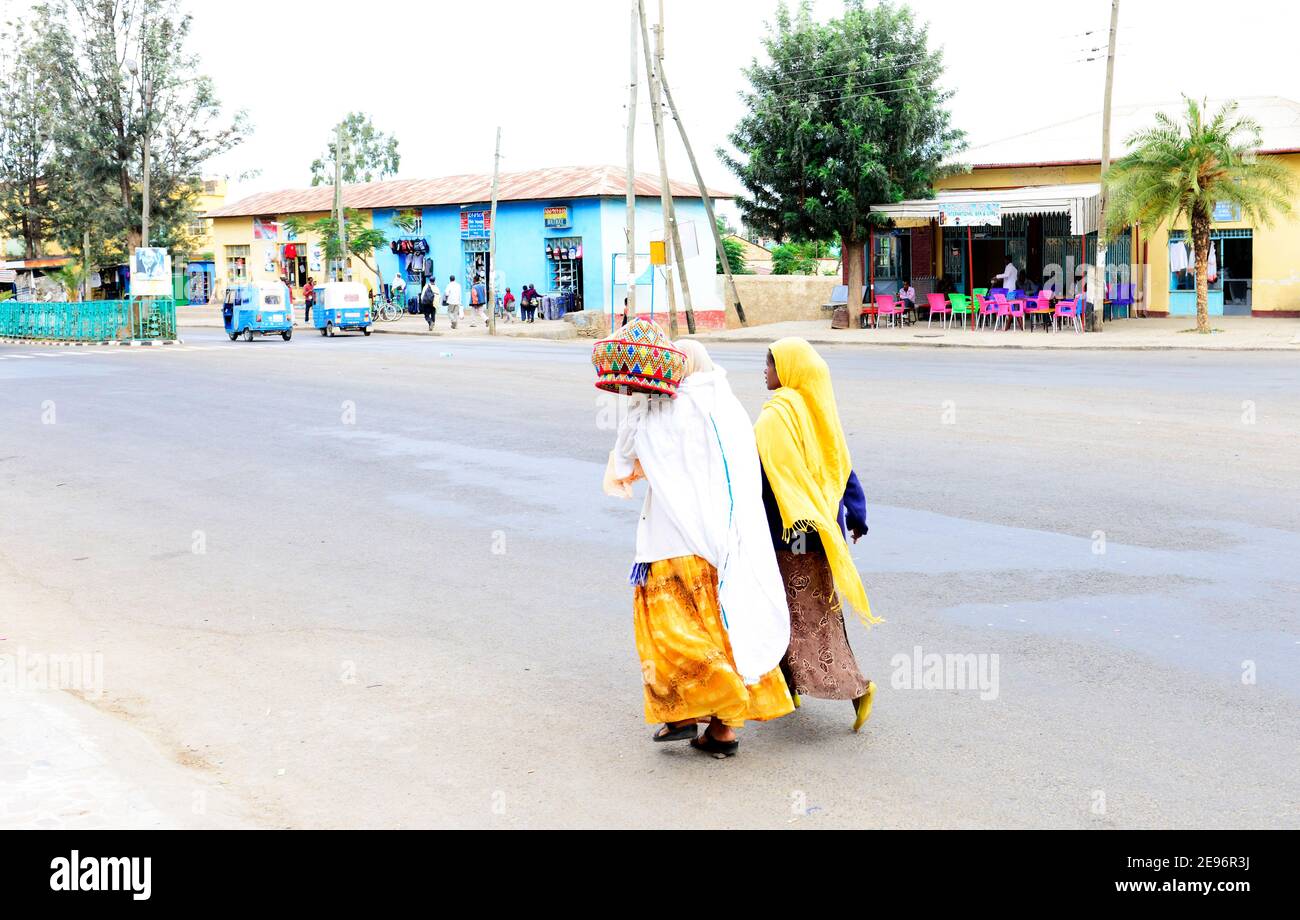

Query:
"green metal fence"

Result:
[[0, 299, 177, 342]]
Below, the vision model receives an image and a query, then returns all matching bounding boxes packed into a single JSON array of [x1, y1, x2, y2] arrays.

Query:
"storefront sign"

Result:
[[309, 244, 324, 273], [543, 206, 570, 229], [1213, 201, 1241, 222], [939, 203, 1002, 227], [460, 210, 492, 239], [0, 269, 15, 283], [253, 217, 279, 240], [130, 247, 172, 297]]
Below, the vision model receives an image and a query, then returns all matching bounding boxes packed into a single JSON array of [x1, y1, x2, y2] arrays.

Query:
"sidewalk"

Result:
[[177, 305, 577, 341], [0, 691, 248, 829], [692, 315, 1300, 350]]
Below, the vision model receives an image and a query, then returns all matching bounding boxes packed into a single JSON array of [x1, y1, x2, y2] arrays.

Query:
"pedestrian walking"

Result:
[[420, 277, 440, 330], [754, 337, 880, 732], [520, 284, 538, 323], [469, 277, 487, 326], [444, 275, 462, 329], [502, 287, 516, 323], [303, 276, 315, 323], [601, 329, 794, 758]]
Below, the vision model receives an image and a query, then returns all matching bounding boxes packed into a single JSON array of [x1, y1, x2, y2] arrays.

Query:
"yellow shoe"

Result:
[[852, 681, 876, 733]]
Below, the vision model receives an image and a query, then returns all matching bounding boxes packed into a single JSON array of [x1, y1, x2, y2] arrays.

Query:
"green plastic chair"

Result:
[[948, 293, 974, 329], [973, 287, 989, 297]]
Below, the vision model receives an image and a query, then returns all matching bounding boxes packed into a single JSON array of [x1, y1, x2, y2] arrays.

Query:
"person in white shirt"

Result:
[[992, 254, 1019, 292], [443, 275, 463, 328]]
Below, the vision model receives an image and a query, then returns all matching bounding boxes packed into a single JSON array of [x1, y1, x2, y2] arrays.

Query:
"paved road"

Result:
[[2, 330, 1297, 828]]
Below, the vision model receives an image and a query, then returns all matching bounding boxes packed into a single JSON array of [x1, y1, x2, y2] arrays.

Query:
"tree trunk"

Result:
[[1190, 208, 1211, 334], [843, 230, 864, 328]]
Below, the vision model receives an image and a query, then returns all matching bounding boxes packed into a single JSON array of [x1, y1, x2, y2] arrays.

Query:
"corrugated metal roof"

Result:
[[207, 165, 731, 218], [959, 96, 1300, 169]]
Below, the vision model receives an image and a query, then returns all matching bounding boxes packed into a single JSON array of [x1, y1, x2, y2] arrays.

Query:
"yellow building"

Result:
[[869, 97, 1300, 317]]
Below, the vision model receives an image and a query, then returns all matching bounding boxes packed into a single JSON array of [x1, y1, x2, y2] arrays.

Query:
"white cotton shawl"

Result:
[[611, 367, 790, 685]]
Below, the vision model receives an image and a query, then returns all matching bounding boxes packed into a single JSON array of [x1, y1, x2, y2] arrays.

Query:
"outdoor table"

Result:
[[1025, 302, 1055, 332]]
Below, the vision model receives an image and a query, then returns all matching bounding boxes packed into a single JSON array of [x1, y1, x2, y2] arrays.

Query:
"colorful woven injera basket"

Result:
[[591, 318, 686, 397]]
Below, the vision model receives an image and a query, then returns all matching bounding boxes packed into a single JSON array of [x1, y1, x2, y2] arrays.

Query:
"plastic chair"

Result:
[[1026, 292, 1054, 331], [875, 294, 904, 328], [973, 287, 989, 297], [1108, 282, 1133, 319], [948, 293, 973, 329], [975, 293, 998, 330], [1054, 295, 1084, 333], [926, 292, 951, 329]]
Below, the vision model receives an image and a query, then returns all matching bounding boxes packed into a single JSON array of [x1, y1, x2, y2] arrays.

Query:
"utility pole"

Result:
[[660, 63, 747, 327], [334, 123, 348, 280], [141, 76, 152, 249], [81, 230, 89, 302], [1093, 0, 1120, 332], [638, 0, 694, 335], [487, 127, 502, 336], [623, 0, 639, 329]]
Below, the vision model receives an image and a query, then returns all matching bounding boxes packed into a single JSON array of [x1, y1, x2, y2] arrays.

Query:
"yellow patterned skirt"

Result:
[[633, 555, 794, 728]]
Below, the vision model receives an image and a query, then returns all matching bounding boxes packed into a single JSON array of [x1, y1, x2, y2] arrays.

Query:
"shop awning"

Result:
[[0, 256, 75, 270], [871, 183, 1101, 236]]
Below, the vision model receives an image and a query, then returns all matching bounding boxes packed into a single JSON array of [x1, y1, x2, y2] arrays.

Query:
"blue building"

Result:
[[208, 165, 729, 323]]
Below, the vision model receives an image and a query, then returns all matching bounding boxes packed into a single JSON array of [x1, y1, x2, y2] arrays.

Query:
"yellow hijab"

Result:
[[754, 337, 880, 626]]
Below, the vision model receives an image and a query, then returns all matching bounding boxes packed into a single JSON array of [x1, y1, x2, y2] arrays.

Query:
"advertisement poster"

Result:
[[253, 218, 279, 240], [130, 247, 172, 297], [309, 243, 323, 273], [459, 209, 492, 239], [543, 206, 570, 229]]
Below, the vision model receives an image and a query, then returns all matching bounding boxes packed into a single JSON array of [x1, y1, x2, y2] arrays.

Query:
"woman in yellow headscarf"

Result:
[[755, 337, 882, 732]]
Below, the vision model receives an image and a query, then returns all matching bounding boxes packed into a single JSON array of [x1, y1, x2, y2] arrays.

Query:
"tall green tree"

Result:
[[33, 0, 247, 262], [0, 26, 58, 259], [310, 113, 401, 186], [721, 0, 964, 302], [1103, 96, 1293, 333], [283, 210, 415, 282]]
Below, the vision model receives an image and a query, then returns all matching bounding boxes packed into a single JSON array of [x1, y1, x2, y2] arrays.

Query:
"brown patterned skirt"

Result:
[[776, 548, 869, 700]]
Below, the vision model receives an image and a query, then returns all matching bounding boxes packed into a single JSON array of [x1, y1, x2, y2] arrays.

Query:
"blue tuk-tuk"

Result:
[[314, 282, 372, 336], [223, 282, 293, 341]]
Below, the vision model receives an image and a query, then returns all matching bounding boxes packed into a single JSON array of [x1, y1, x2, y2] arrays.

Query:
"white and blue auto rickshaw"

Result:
[[313, 281, 372, 336], [222, 282, 293, 341]]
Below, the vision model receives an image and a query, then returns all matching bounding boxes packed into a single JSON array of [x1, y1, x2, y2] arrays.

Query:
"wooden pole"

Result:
[[1094, 0, 1121, 331], [638, 0, 694, 335], [487, 127, 502, 336], [624, 0, 638, 329], [335, 123, 348, 281], [659, 61, 746, 326]]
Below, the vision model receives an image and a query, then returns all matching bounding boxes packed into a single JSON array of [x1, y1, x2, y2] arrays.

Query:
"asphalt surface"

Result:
[[2, 329, 1297, 828]]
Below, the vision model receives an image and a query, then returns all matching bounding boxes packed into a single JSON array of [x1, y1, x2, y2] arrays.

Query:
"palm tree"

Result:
[[1103, 97, 1293, 332]]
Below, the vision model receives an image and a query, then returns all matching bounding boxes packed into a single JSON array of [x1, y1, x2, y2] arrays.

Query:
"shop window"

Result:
[[225, 245, 249, 281]]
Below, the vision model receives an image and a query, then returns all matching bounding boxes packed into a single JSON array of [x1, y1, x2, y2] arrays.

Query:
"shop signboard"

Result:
[[0, 269, 15, 283], [130, 247, 172, 297], [460, 209, 492, 239], [543, 206, 571, 229], [939, 203, 1002, 227], [253, 217, 279, 240], [1213, 201, 1241, 222]]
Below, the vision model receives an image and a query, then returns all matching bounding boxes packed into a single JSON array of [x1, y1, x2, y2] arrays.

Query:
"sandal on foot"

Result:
[[690, 730, 739, 759], [652, 721, 698, 743], [852, 680, 876, 733]]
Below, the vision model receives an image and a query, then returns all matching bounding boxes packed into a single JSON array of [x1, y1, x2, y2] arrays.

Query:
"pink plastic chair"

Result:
[[992, 292, 1025, 332], [875, 294, 904, 328], [1026, 292, 1054, 331], [926, 292, 951, 328], [975, 294, 998, 330], [1054, 295, 1083, 333]]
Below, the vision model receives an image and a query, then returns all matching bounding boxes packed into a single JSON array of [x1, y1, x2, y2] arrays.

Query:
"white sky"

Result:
[[28, 1, 1300, 210]]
